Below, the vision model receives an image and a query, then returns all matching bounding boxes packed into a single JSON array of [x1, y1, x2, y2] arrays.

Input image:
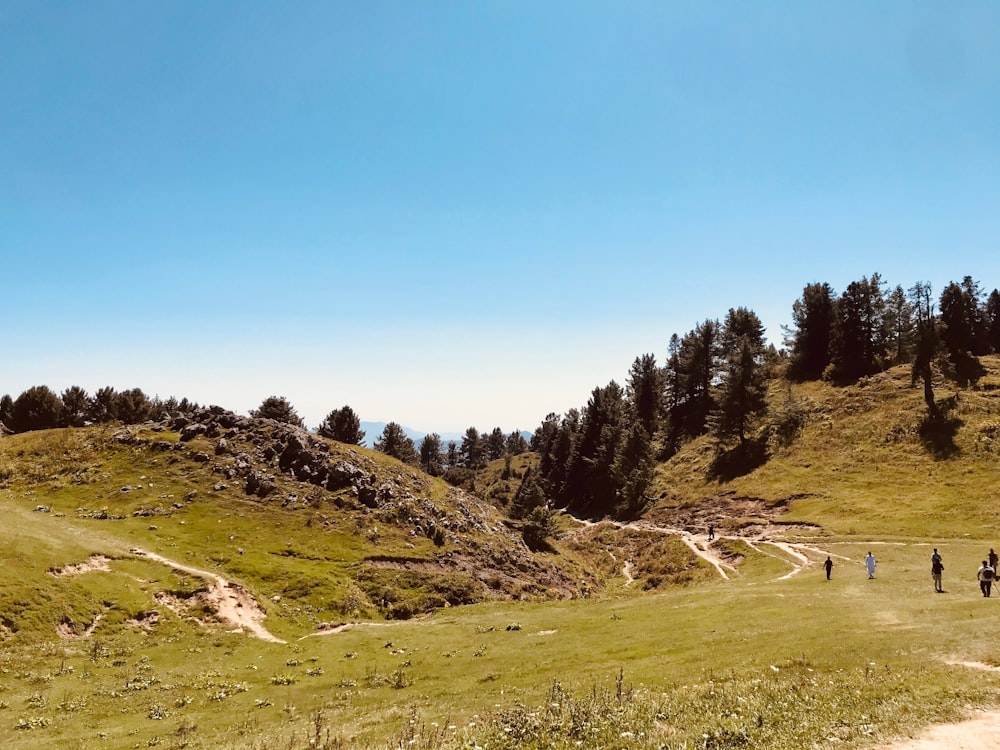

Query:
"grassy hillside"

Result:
[[649, 356, 1000, 539], [3, 364, 1000, 749]]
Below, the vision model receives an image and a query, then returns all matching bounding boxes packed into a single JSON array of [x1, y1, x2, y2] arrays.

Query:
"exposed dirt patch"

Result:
[[51, 555, 112, 576], [132, 548, 285, 643], [644, 494, 822, 540], [56, 614, 102, 639], [125, 610, 161, 631], [874, 710, 1000, 749]]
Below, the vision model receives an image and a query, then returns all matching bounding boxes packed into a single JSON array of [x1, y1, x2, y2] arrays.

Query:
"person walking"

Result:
[[931, 553, 944, 593], [824, 556, 833, 580], [865, 551, 877, 579], [978, 560, 995, 597], [989, 548, 998, 572]]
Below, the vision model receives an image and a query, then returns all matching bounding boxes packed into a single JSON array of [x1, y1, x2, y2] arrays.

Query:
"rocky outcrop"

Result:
[[111, 407, 586, 603]]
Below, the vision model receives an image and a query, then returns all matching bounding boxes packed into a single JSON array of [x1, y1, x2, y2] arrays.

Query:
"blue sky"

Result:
[[2, 2, 999, 434]]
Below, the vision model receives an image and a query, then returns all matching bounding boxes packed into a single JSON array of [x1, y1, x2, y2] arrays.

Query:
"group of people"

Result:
[[821, 547, 1000, 596], [930, 547, 999, 596]]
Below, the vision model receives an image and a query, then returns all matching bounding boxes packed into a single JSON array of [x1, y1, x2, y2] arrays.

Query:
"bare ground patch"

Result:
[[131, 548, 285, 643], [56, 614, 102, 639], [51, 555, 112, 576]]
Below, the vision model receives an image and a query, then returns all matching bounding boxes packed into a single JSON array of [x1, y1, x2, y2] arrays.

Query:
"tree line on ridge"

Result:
[[3, 273, 998, 527]]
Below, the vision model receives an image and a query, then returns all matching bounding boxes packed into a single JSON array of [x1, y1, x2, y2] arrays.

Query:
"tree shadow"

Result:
[[708, 438, 769, 482], [919, 396, 962, 459]]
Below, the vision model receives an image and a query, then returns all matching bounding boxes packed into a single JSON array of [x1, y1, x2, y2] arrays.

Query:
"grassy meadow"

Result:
[[3, 360, 1000, 748]]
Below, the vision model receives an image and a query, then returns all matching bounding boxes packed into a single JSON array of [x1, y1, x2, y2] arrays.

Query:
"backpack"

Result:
[[984, 567, 995, 581]]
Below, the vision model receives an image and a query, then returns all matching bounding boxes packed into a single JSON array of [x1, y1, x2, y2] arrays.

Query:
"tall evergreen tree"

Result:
[[986, 289, 1000, 354], [505, 430, 529, 455], [884, 284, 916, 366], [418, 433, 444, 476], [87, 386, 118, 424], [939, 280, 985, 386], [831, 275, 886, 382], [626, 353, 662, 439], [374, 422, 418, 464], [611, 421, 655, 518], [786, 282, 835, 380], [317, 405, 365, 444], [60, 386, 89, 427], [564, 382, 626, 517], [672, 320, 720, 438], [460, 427, 484, 468], [0, 394, 13, 428], [713, 308, 769, 445], [509, 466, 547, 520], [960, 276, 991, 356], [445, 441, 460, 469], [485, 427, 506, 461], [538, 409, 579, 506]]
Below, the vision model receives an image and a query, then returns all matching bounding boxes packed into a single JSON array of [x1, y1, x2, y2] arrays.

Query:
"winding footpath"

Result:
[[131, 548, 286, 644]]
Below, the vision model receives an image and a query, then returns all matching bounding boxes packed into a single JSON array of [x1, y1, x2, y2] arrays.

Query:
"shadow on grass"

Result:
[[708, 438, 768, 482], [919, 397, 962, 459]]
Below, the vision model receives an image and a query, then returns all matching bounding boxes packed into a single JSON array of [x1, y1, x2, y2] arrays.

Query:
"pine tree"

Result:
[[87, 386, 118, 424], [986, 289, 1000, 354], [626, 353, 662, 438], [831, 275, 886, 382], [939, 280, 985, 386], [460, 427, 484, 468], [884, 284, 916, 366], [116, 388, 152, 424], [564, 382, 626, 517], [485, 427, 506, 461], [374, 422, 418, 464], [250, 395, 304, 427], [786, 282, 835, 380], [317, 406, 365, 444], [672, 320, 720, 438], [60, 386, 89, 427], [0, 394, 13, 428], [612, 421, 655, 518], [11, 385, 63, 433], [445, 441, 459, 469], [419, 433, 444, 476], [505, 430, 529, 455], [510, 467, 546, 520], [713, 308, 769, 445]]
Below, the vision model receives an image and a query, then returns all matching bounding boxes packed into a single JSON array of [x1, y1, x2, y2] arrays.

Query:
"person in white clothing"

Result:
[[865, 551, 876, 579]]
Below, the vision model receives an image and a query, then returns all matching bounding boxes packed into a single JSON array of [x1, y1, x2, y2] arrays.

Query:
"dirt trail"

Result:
[[131, 548, 285, 644], [874, 710, 1000, 749]]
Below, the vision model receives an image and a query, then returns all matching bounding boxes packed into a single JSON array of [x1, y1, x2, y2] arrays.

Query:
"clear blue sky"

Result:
[[2, 2, 999, 434]]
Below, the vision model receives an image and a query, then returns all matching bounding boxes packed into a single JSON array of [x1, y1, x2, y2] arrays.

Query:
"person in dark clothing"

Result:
[[979, 560, 995, 597], [824, 556, 833, 580], [931, 555, 944, 592], [990, 548, 998, 572]]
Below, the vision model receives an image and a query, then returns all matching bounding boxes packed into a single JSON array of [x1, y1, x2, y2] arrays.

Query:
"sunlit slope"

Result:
[[650, 356, 1000, 539], [0, 416, 591, 644]]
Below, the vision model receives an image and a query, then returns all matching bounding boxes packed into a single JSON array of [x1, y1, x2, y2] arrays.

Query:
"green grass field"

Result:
[[4, 361, 1000, 748]]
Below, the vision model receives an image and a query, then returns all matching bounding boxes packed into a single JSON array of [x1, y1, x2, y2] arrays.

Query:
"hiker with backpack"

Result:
[[978, 560, 995, 598]]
